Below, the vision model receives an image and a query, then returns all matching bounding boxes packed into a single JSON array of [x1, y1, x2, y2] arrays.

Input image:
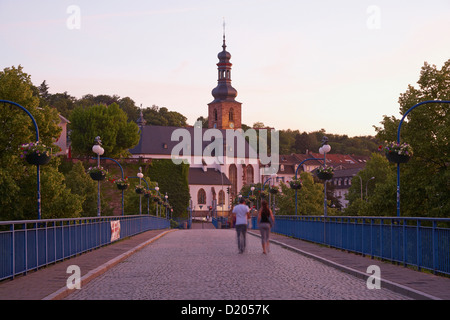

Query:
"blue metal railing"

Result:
[[251, 215, 450, 276], [212, 217, 231, 229], [0, 215, 170, 281]]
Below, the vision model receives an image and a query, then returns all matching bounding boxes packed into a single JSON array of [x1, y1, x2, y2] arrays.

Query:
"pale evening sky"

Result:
[[1, 0, 449, 137]]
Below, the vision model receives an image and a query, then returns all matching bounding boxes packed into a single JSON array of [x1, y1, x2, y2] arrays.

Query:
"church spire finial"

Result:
[[222, 18, 226, 49]]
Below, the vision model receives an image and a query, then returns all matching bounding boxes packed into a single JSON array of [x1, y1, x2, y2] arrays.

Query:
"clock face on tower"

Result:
[[229, 122, 234, 128]]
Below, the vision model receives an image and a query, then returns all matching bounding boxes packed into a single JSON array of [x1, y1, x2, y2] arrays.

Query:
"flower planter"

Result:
[[116, 184, 128, 190], [144, 193, 151, 198], [153, 197, 160, 202], [317, 172, 334, 180], [90, 171, 106, 181], [135, 188, 144, 195], [289, 180, 302, 190], [25, 152, 51, 166], [386, 152, 410, 164]]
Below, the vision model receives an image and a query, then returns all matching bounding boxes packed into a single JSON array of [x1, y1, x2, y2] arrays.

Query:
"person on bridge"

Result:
[[257, 200, 274, 254], [232, 198, 250, 254]]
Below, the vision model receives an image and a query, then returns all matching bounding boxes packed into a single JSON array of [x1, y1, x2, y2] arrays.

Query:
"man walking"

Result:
[[232, 198, 250, 253]]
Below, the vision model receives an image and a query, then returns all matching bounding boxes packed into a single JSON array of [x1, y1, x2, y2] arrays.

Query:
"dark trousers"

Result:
[[235, 224, 247, 253]]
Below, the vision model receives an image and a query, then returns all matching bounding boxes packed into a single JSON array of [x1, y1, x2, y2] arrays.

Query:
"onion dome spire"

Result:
[[211, 21, 238, 103]]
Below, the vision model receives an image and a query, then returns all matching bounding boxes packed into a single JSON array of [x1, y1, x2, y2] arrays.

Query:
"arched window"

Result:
[[218, 190, 225, 205], [229, 108, 234, 121], [197, 188, 206, 204], [229, 164, 237, 195], [246, 165, 254, 185]]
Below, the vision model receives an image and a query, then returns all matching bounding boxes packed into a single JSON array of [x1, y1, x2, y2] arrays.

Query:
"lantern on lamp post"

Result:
[[92, 137, 105, 217]]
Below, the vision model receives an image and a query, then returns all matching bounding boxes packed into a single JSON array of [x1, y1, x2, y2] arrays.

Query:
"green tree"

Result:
[[374, 60, 450, 217], [0, 66, 63, 221], [344, 153, 396, 216], [144, 105, 187, 127], [64, 161, 98, 217], [47, 91, 77, 119], [0, 66, 61, 161], [69, 103, 140, 158], [242, 172, 331, 216]]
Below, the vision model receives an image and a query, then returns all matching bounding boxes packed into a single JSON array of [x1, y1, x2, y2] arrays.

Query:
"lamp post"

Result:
[[271, 173, 277, 214], [319, 137, 331, 216], [366, 177, 375, 201], [395, 100, 450, 217], [1, 100, 42, 219], [165, 192, 168, 218], [294, 157, 324, 215], [97, 157, 125, 216], [357, 176, 363, 201], [261, 175, 272, 211], [137, 167, 144, 215], [154, 186, 160, 216], [92, 136, 104, 217]]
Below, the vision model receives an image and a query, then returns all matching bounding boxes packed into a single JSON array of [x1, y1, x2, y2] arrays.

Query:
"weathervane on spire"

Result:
[[222, 17, 226, 48]]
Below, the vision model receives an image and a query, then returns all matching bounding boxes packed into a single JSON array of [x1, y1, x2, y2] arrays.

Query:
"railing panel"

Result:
[[0, 215, 170, 281], [258, 215, 450, 276]]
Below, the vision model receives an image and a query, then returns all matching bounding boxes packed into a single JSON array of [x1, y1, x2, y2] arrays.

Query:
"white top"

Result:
[[232, 204, 250, 225]]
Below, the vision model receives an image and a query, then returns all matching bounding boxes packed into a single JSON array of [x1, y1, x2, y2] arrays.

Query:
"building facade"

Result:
[[129, 35, 260, 218]]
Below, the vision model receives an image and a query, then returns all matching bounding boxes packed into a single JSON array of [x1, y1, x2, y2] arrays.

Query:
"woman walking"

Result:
[[257, 200, 275, 254]]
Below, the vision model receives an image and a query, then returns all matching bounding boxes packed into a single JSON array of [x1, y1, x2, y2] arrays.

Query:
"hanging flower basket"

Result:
[[153, 195, 161, 203], [135, 185, 145, 194], [316, 166, 334, 180], [248, 195, 256, 202], [20, 142, 52, 165], [87, 166, 107, 181], [144, 190, 152, 198], [269, 186, 279, 194], [115, 178, 129, 190], [259, 190, 268, 199], [381, 142, 413, 164], [289, 179, 303, 190]]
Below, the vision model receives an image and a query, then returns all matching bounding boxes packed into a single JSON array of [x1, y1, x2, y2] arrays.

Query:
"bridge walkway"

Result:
[[0, 224, 449, 301]]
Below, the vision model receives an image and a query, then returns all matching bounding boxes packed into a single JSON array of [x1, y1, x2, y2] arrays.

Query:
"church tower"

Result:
[[208, 30, 242, 129]]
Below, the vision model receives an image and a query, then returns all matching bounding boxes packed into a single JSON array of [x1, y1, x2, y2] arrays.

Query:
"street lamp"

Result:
[[165, 192, 168, 218], [137, 167, 144, 215], [92, 136, 104, 217], [395, 100, 450, 217], [155, 186, 160, 216], [294, 156, 324, 215], [319, 136, 331, 216], [1, 100, 42, 219], [366, 177, 375, 201]]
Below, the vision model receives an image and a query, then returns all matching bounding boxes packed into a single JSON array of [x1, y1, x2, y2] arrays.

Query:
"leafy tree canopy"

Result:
[[69, 103, 140, 158]]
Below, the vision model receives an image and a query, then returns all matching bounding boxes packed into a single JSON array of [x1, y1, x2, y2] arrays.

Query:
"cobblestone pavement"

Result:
[[65, 229, 411, 300]]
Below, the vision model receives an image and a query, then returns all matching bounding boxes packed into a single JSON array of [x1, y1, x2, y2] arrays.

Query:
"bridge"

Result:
[[1, 216, 450, 312]]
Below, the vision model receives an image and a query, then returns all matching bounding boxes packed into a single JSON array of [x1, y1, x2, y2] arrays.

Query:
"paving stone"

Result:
[[65, 230, 411, 300]]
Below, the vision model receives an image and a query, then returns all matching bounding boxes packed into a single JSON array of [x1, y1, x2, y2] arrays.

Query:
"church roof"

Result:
[[129, 125, 258, 159], [188, 168, 232, 186]]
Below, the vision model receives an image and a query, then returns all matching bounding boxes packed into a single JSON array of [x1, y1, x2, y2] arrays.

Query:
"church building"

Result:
[[129, 34, 260, 218]]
